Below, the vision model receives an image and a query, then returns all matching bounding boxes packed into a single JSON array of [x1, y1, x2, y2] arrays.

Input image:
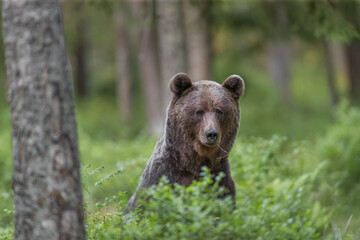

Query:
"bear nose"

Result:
[[205, 129, 218, 144]]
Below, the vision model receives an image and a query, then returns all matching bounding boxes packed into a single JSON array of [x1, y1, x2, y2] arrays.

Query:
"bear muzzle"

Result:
[[205, 129, 219, 145], [200, 128, 221, 147]]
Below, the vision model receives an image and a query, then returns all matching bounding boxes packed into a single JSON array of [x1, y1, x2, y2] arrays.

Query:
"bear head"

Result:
[[166, 73, 244, 158]]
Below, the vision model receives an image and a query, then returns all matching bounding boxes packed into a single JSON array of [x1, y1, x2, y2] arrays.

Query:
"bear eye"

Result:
[[216, 109, 223, 117], [196, 110, 204, 117]]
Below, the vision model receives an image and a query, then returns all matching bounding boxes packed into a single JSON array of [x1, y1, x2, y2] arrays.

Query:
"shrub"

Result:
[[0, 227, 13, 240], [0, 108, 13, 228], [86, 160, 330, 240], [318, 103, 360, 193]]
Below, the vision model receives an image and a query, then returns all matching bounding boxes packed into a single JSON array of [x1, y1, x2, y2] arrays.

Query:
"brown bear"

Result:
[[127, 73, 245, 211]]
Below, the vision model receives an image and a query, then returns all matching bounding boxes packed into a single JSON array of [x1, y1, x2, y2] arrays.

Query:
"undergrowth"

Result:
[[1, 104, 360, 239], [86, 165, 328, 240]]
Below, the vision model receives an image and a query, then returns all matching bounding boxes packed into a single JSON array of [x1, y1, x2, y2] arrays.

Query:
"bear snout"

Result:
[[200, 128, 221, 147], [205, 129, 219, 145]]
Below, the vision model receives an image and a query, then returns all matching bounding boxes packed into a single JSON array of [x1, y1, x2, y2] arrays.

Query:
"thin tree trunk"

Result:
[[267, 2, 291, 103], [331, 43, 349, 83], [0, 6, 5, 102], [2, 1, 85, 239], [323, 40, 339, 107], [346, 41, 360, 104], [183, 0, 210, 81], [344, 2, 360, 104], [156, 0, 187, 118], [115, 2, 132, 122], [267, 41, 291, 102], [137, 0, 163, 137], [74, 4, 88, 99]]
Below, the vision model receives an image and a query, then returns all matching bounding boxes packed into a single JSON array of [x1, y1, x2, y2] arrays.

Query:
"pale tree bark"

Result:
[[2, 0, 85, 239], [157, 0, 187, 119], [0, 7, 5, 101], [136, 0, 163, 137], [183, 0, 211, 81], [115, 2, 132, 122], [0, 25, 5, 102], [267, 2, 291, 103], [267, 42, 291, 102], [331, 43, 349, 83]]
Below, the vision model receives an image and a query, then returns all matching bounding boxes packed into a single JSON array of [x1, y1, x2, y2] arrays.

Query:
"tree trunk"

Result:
[[267, 41, 291, 102], [330, 43, 349, 84], [183, 0, 211, 81], [2, 1, 85, 239], [74, 4, 88, 99], [0, 8, 5, 103], [115, 2, 132, 122], [323, 40, 339, 107], [346, 41, 360, 104], [156, 0, 187, 119], [344, 2, 360, 104], [267, 2, 291, 103], [137, 0, 163, 137]]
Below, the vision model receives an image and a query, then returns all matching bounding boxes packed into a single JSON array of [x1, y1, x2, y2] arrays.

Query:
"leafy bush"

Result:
[[0, 111, 13, 238], [86, 137, 331, 240], [79, 128, 153, 206], [0, 107, 13, 228], [318, 103, 360, 192], [0, 227, 13, 240], [315, 103, 360, 235]]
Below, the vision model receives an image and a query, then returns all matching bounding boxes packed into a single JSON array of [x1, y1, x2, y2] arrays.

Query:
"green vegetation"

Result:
[[1, 99, 360, 238], [82, 104, 360, 239], [0, 50, 359, 238], [0, 105, 12, 230], [0, 46, 359, 237], [86, 166, 327, 240]]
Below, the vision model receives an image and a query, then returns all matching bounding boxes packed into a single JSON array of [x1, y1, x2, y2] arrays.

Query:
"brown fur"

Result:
[[127, 73, 244, 211]]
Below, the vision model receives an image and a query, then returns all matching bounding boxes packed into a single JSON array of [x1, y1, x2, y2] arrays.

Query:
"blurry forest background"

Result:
[[1, 0, 360, 238]]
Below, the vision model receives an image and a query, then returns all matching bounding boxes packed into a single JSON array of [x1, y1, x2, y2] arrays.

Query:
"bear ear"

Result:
[[222, 75, 245, 101], [170, 73, 193, 97]]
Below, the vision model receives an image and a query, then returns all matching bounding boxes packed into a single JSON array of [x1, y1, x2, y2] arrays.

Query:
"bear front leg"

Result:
[[214, 158, 236, 202]]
